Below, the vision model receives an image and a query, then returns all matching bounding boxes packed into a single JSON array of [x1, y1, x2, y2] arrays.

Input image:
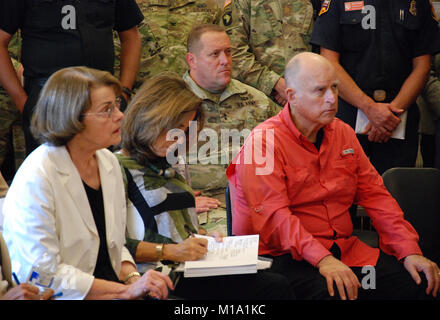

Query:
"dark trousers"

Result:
[[421, 134, 436, 168], [337, 99, 419, 175], [268, 251, 433, 300], [23, 77, 47, 156], [172, 270, 295, 300], [436, 120, 440, 170]]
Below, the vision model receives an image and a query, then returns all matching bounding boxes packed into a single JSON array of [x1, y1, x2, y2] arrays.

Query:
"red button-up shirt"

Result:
[[227, 105, 422, 267]]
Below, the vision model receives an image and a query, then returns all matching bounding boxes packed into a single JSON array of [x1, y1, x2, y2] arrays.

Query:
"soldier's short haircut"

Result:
[[187, 24, 226, 53], [31, 66, 121, 146], [121, 72, 204, 165]]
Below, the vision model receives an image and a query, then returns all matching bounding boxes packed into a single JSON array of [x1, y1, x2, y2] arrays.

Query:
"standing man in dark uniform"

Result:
[[311, 0, 440, 174], [311, 0, 324, 20], [0, 0, 143, 155]]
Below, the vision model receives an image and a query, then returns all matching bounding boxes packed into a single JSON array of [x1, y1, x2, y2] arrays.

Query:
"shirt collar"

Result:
[[280, 103, 335, 144], [183, 71, 247, 103]]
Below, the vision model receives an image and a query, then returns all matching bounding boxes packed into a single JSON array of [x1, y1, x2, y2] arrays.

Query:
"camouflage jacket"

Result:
[[0, 33, 25, 171], [223, 0, 314, 95], [114, 0, 222, 88], [183, 71, 280, 195]]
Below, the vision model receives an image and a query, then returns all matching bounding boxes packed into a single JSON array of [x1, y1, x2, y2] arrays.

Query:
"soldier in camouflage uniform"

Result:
[[114, 0, 222, 89], [222, 0, 314, 105], [0, 33, 25, 182], [184, 24, 280, 197]]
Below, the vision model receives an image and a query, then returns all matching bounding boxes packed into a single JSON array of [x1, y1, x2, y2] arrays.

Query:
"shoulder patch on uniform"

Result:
[[344, 1, 364, 11], [319, 0, 331, 16], [222, 9, 232, 26]]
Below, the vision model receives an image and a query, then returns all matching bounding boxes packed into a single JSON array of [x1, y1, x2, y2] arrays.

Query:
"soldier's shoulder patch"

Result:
[[222, 6, 233, 26], [319, 0, 332, 16]]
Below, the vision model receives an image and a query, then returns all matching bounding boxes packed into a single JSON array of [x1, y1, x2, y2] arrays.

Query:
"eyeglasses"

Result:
[[82, 97, 122, 119]]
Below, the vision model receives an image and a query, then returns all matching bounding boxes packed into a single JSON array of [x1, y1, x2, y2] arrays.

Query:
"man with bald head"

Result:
[[227, 52, 440, 300]]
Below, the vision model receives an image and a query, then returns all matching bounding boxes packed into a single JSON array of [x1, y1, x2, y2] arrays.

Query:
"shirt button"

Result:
[[254, 205, 263, 213]]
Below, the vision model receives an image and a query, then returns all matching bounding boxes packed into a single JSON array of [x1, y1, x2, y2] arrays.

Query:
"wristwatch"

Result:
[[123, 271, 141, 284], [156, 243, 164, 261], [122, 86, 133, 99]]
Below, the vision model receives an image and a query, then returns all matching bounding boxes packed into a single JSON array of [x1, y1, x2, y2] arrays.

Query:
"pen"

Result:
[[184, 225, 195, 237], [50, 292, 63, 299], [172, 272, 182, 289], [12, 272, 20, 285], [13, 271, 61, 299]]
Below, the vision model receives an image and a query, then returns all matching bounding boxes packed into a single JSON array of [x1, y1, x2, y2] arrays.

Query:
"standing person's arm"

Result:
[[321, 47, 401, 142], [0, 29, 26, 113], [365, 54, 430, 142], [113, 0, 144, 103], [117, 26, 141, 101], [223, 0, 283, 98], [391, 55, 431, 112]]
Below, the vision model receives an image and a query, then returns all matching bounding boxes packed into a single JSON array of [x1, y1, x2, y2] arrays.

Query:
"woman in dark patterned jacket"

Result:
[[116, 73, 295, 300]]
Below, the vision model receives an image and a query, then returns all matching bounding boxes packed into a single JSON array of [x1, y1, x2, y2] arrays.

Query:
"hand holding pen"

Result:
[[10, 272, 61, 300]]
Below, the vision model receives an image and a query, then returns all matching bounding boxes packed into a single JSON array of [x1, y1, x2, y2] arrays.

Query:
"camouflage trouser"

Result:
[[0, 87, 25, 176]]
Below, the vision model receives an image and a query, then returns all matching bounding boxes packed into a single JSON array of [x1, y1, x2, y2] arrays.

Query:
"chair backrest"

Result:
[[225, 184, 233, 236], [382, 167, 440, 264]]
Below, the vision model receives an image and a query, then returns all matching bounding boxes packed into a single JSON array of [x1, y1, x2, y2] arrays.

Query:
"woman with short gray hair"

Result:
[[3, 66, 173, 300]]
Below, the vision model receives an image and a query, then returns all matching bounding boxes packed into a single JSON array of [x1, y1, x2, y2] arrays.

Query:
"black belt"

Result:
[[363, 89, 399, 103]]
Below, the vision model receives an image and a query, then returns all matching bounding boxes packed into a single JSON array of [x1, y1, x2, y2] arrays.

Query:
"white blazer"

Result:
[[3, 144, 134, 300]]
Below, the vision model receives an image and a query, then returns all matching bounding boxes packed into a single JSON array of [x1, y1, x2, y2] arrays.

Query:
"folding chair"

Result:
[[382, 167, 440, 264]]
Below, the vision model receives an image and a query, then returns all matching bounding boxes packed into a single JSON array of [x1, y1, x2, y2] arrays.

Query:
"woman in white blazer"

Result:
[[2, 67, 173, 300]]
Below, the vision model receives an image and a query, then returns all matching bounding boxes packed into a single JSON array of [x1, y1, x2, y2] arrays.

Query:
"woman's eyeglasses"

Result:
[[82, 97, 122, 119]]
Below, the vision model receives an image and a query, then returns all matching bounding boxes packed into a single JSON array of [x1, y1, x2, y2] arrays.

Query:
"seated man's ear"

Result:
[[186, 52, 196, 69], [285, 87, 296, 104]]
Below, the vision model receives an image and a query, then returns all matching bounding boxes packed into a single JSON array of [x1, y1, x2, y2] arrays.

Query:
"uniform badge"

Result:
[[319, 0, 331, 16], [409, 0, 417, 16], [344, 1, 364, 11], [222, 10, 232, 26]]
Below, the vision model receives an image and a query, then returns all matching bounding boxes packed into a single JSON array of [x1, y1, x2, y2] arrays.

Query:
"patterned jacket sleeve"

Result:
[[223, 0, 281, 96]]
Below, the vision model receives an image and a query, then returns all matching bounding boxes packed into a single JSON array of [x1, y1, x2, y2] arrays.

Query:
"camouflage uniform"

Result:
[[183, 71, 281, 196], [114, 0, 222, 89], [222, 0, 314, 96], [0, 33, 25, 179]]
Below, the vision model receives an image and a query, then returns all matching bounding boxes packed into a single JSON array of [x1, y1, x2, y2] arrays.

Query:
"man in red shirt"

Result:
[[227, 52, 440, 300]]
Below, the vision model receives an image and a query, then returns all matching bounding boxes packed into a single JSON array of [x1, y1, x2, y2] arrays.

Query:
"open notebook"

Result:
[[182, 234, 260, 278]]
